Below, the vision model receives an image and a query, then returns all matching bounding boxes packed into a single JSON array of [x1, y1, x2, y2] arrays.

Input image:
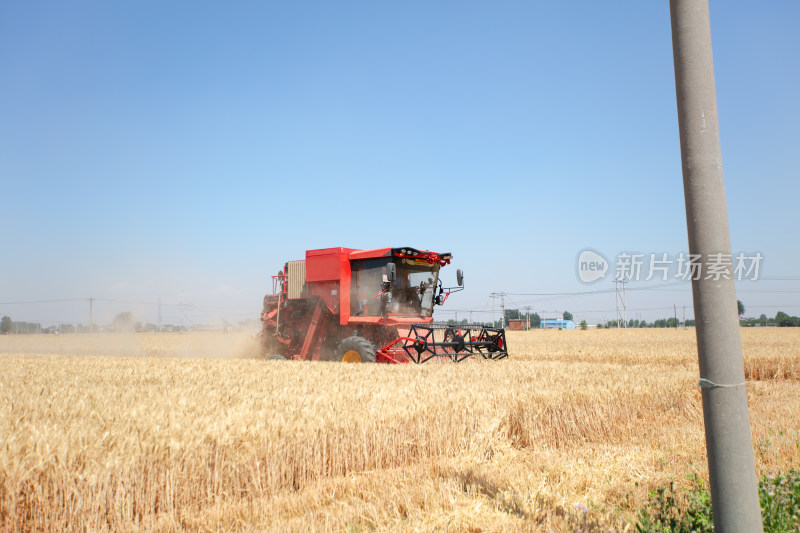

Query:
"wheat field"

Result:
[[1, 329, 798, 531]]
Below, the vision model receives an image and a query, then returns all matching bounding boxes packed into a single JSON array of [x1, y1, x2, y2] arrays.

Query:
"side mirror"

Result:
[[456, 269, 464, 287], [386, 263, 396, 283]]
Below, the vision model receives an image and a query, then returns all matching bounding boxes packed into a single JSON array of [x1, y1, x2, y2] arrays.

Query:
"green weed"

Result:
[[636, 469, 800, 532]]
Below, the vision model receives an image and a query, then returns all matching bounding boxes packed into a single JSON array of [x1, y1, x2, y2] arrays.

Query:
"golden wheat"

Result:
[[1, 328, 798, 531]]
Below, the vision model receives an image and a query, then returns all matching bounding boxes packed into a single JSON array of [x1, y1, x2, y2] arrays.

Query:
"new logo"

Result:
[[577, 249, 609, 284]]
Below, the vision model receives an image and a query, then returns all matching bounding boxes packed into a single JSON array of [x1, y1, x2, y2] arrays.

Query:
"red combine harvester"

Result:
[[259, 247, 508, 363]]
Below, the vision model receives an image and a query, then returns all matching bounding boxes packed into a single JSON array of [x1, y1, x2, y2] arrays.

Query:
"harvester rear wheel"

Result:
[[334, 336, 376, 363]]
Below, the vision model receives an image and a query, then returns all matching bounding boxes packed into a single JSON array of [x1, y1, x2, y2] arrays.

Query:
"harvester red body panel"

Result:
[[259, 247, 508, 363]]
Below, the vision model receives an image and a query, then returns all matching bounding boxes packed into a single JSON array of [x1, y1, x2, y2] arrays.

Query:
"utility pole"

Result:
[[89, 296, 94, 334], [670, 1, 763, 530], [491, 292, 507, 328], [614, 279, 627, 328], [500, 293, 505, 329], [674, 304, 678, 329]]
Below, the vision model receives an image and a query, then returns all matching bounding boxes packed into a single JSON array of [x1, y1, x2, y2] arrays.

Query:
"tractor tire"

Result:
[[334, 336, 377, 363], [267, 354, 287, 361]]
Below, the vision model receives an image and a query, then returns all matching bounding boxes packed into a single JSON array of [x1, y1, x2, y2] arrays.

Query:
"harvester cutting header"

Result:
[[259, 246, 508, 363]]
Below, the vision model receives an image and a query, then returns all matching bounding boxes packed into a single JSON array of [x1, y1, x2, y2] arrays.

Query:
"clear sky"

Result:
[[1, 1, 798, 327]]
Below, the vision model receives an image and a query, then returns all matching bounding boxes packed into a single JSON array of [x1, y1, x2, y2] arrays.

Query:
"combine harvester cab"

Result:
[[259, 247, 508, 363]]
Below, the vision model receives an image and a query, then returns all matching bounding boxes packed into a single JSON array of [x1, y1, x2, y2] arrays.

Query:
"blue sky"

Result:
[[1, 1, 798, 327]]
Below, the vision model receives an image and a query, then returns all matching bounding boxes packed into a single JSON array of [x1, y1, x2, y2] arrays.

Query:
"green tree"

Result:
[[737, 299, 745, 317], [580, 320, 588, 330], [0, 316, 12, 335], [775, 311, 797, 327], [504, 309, 521, 323], [563, 311, 573, 321]]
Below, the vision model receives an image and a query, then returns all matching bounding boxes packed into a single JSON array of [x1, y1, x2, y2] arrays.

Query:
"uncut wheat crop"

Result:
[[1, 328, 798, 531]]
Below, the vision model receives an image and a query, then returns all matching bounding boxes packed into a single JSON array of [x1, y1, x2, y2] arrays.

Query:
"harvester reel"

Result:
[[443, 328, 466, 352], [334, 336, 377, 363], [402, 323, 508, 363]]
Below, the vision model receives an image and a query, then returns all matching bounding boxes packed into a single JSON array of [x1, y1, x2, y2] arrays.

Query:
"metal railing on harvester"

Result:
[[400, 323, 509, 363]]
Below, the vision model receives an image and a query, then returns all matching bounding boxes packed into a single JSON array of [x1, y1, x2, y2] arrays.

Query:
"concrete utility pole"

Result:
[[490, 292, 507, 327], [670, 1, 763, 531], [500, 293, 505, 328], [89, 296, 94, 334]]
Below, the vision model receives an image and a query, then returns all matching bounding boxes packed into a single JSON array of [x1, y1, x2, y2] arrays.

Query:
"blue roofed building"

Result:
[[540, 319, 576, 329]]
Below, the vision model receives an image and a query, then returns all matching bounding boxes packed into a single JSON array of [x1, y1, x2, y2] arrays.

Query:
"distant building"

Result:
[[507, 319, 525, 331], [540, 319, 576, 329]]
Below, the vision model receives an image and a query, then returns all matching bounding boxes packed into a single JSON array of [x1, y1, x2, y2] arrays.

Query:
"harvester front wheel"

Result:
[[334, 336, 376, 363]]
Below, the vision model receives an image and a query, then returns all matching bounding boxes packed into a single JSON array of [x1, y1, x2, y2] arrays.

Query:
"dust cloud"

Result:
[[0, 332, 265, 360]]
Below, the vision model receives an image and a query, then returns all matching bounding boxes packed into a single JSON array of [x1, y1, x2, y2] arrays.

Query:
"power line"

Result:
[[0, 298, 86, 305], [501, 281, 685, 297]]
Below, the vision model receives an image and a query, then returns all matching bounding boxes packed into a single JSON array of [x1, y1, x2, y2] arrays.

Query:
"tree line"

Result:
[[440, 306, 800, 330]]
